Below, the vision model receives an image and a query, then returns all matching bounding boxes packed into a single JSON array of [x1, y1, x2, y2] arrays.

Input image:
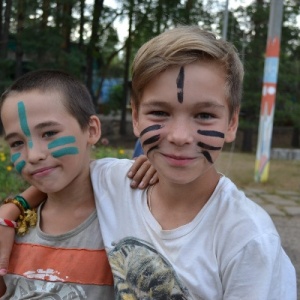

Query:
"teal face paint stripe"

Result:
[[15, 160, 26, 174], [51, 147, 79, 158], [48, 136, 76, 149], [18, 102, 31, 137], [11, 153, 21, 163]]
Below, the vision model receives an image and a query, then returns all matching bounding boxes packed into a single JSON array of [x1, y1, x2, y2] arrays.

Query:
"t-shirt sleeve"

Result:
[[222, 233, 296, 299]]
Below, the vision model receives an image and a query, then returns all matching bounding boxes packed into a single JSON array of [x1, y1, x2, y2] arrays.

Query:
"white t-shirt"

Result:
[[91, 158, 296, 300]]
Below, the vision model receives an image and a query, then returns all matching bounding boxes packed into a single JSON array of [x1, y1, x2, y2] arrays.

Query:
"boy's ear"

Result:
[[131, 101, 140, 138], [87, 115, 101, 145], [225, 110, 239, 143]]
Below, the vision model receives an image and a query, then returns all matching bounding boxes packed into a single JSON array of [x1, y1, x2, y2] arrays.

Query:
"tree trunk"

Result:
[[86, 0, 104, 104], [291, 127, 299, 148], [241, 128, 253, 152], [119, 0, 134, 136], [15, 0, 25, 78], [0, 0, 12, 59], [79, 0, 85, 49]]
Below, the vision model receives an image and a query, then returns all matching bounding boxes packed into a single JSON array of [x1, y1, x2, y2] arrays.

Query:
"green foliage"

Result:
[[0, 144, 28, 201], [93, 144, 130, 159]]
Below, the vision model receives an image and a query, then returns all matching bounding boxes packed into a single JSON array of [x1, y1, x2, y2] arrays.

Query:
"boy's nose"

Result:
[[167, 119, 193, 146], [26, 141, 47, 163]]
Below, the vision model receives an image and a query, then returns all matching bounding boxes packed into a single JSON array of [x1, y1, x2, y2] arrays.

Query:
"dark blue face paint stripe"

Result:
[[202, 151, 213, 164], [176, 66, 184, 103], [140, 124, 162, 137], [147, 145, 159, 156], [197, 130, 225, 139], [197, 141, 222, 151], [142, 135, 160, 146]]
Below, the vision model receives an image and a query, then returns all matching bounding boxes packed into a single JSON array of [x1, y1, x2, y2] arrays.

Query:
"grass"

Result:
[[0, 136, 299, 201], [216, 151, 300, 193]]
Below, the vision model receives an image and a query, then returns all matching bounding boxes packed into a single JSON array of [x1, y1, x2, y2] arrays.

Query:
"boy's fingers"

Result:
[[127, 155, 148, 178], [130, 162, 151, 188]]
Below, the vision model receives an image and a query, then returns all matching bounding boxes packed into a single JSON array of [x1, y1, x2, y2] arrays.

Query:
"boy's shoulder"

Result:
[[211, 175, 277, 234], [90, 158, 134, 186]]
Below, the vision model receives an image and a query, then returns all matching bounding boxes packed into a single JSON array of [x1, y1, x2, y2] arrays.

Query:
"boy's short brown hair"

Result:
[[131, 26, 244, 119], [0, 70, 95, 130]]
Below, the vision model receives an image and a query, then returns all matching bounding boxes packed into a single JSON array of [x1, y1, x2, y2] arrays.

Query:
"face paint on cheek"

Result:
[[202, 151, 213, 164], [197, 130, 225, 139], [176, 66, 185, 103], [11, 153, 21, 163], [15, 160, 26, 174], [140, 124, 163, 156], [51, 147, 79, 158], [11, 153, 25, 174], [48, 136, 76, 149], [197, 129, 225, 164], [18, 101, 33, 149], [48, 136, 79, 158]]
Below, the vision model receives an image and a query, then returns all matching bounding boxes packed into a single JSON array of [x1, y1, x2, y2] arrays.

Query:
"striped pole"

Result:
[[254, 0, 284, 182]]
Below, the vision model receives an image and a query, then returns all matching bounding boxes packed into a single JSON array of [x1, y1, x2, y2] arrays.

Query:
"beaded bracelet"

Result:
[[3, 198, 25, 215], [15, 195, 31, 210], [2, 196, 37, 235], [0, 217, 18, 229]]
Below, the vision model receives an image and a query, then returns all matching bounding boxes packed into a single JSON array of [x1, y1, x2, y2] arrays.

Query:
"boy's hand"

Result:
[[0, 203, 19, 276], [0, 226, 14, 276], [127, 155, 158, 189]]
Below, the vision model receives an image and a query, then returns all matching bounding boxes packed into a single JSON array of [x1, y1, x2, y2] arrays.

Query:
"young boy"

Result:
[[1, 27, 297, 299], [0, 70, 154, 298]]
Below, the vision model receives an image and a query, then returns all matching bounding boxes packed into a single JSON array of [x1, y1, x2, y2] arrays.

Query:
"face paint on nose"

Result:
[[140, 124, 163, 156], [197, 129, 224, 164], [176, 66, 185, 103], [48, 136, 79, 158]]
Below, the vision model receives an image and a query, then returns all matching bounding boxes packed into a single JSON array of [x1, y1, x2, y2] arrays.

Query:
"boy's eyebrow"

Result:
[[4, 121, 62, 141], [34, 121, 62, 130], [143, 100, 226, 109]]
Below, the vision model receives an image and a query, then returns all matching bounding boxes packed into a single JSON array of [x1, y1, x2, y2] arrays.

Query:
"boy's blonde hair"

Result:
[[131, 26, 244, 119]]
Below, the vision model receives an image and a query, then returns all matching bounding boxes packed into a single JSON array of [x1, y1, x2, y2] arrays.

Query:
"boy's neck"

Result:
[[148, 168, 221, 230], [39, 174, 96, 235]]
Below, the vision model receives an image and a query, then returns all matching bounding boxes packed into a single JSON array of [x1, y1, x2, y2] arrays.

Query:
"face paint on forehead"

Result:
[[18, 101, 33, 148], [176, 66, 185, 103]]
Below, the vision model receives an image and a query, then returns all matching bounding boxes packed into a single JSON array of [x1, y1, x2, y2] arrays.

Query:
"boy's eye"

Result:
[[10, 140, 24, 148], [150, 111, 169, 117], [42, 131, 57, 138], [196, 112, 214, 120]]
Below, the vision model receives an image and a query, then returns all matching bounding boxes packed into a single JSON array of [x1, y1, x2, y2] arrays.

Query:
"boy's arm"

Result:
[[0, 186, 45, 276]]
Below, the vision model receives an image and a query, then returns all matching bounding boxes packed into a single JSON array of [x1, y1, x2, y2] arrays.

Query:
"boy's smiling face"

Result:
[[1, 89, 96, 194], [132, 61, 239, 185]]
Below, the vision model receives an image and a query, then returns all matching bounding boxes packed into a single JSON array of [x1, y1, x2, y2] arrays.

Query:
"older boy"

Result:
[[1, 27, 297, 299], [91, 26, 296, 299]]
